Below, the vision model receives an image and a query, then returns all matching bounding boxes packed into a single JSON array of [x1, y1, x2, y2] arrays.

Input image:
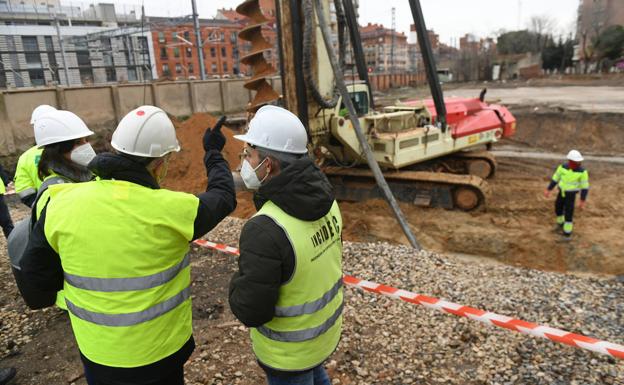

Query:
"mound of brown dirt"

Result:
[[163, 113, 244, 194]]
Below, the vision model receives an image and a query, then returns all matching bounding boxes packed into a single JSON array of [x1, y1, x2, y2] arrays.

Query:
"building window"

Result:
[[137, 37, 148, 51], [44, 36, 59, 82], [184, 31, 190, 41], [22, 36, 38, 51], [188, 63, 194, 73], [210, 47, 216, 57], [175, 63, 182, 74], [220, 32, 225, 42], [172, 32, 178, 41], [173, 47, 180, 57], [105, 67, 116, 82], [0, 60, 5, 88], [211, 63, 217, 73], [230, 32, 237, 43], [223, 62, 227, 72], [22, 36, 42, 68], [186, 47, 192, 58], [76, 46, 93, 84], [127, 68, 137, 81], [162, 64, 170, 75], [158, 32, 165, 43], [221, 47, 226, 57], [160, 47, 167, 58], [28, 69, 45, 86]]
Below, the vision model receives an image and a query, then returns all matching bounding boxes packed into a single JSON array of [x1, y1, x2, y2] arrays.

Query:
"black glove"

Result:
[[203, 116, 227, 152]]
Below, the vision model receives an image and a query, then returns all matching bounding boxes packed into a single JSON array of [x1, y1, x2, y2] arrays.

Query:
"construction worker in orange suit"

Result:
[[544, 150, 589, 238]]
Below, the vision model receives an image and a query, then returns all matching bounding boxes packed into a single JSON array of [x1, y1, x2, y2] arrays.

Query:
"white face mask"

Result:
[[240, 158, 269, 190], [70, 142, 96, 167]]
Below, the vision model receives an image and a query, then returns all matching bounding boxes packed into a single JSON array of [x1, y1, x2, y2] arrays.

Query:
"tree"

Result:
[[497, 30, 539, 55], [529, 15, 555, 52], [593, 25, 624, 62], [541, 36, 575, 72]]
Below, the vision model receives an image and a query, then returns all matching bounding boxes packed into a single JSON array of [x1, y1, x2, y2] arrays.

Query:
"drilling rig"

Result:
[[235, 0, 516, 211]]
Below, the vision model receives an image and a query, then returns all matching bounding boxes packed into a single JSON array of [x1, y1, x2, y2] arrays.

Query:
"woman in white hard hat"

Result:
[[26, 109, 95, 310], [543, 149, 590, 238], [34, 110, 96, 215]]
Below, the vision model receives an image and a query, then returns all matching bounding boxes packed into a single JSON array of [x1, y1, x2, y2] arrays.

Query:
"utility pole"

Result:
[[53, 10, 70, 86], [390, 6, 396, 74], [191, 0, 206, 80]]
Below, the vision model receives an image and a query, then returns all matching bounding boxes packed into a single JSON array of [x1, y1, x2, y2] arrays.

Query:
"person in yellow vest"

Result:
[[544, 149, 590, 238], [29, 109, 96, 311], [0, 162, 14, 238], [230, 105, 343, 385], [18, 106, 236, 385], [14, 104, 55, 206]]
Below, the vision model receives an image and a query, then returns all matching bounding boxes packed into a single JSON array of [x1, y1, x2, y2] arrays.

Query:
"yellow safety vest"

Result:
[[44, 180, 199, 368], [14, 146, 43, 199], [250, 200, 343, 371], [34, 174, 69, 310], [551, 164, 589, 196]]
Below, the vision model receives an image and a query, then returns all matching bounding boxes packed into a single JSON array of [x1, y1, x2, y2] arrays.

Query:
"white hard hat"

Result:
[[111, 106, 180, 157], [34, 110, 94, 147], [234, 105, 308, 154], [567, 149, 584, 162], [30, 104, 57, 125]]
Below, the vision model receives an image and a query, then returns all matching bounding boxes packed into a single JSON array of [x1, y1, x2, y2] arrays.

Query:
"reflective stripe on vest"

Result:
[[274, 277, 342, 317], [250, 200, 343, 371], [65, 286, 191, 327], [552, 164, 589, 194], [17, 187, 36, 198], [64, 254, 190, 292], [257, 300, 344, 342], [44, 180, 199, 368]]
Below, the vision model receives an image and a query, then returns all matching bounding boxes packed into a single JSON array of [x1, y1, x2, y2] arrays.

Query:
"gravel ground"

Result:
[[2, 213, 623, 384], [191, 218, 624, 385]]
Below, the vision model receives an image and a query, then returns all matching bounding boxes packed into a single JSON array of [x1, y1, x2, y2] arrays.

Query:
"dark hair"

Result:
[[38, 139, 81, 180]]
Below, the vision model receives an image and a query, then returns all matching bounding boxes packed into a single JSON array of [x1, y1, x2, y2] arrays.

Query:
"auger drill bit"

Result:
[[236, 0, 279, 111]]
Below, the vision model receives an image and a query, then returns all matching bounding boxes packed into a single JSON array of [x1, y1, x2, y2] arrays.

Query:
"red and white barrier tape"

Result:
[[193, 239, 624, 360]]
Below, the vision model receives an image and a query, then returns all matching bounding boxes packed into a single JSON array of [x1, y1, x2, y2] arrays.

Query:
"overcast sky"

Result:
[[105, 0, 578, 45]]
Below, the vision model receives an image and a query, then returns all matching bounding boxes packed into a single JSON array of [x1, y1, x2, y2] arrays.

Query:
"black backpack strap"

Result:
[[29, 176, 67, 227]]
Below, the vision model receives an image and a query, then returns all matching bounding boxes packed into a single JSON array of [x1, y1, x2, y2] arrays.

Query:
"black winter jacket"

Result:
[[17, 150, 236, 382], [228, 156, 336, 327]]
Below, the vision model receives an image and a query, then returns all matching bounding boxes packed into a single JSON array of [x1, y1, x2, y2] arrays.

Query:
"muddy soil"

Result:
[[162, 113, 243, 194], [160, 109, 624, 276]]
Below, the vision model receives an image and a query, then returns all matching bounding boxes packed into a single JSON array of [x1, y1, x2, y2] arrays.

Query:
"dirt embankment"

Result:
[[508, 107, 624, 155], [163, 113, 254, 218]]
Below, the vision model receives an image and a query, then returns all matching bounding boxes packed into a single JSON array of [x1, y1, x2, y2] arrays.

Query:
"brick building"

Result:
[[459, 34, 496, 53], [360, 22, 408, 73], [150, 17, 248, 79], [217, 1, 279, 76]]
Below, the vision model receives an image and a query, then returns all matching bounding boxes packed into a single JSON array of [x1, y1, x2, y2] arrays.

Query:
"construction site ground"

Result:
[[1, 82, 623, 384]]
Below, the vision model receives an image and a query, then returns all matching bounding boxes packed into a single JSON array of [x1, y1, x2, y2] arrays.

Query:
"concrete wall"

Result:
[[0, 78, 269, 156], [0, 73, 421, 157]]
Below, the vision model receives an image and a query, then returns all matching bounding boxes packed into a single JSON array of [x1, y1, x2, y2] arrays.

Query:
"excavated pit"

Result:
[[162, 109, 624, 276]]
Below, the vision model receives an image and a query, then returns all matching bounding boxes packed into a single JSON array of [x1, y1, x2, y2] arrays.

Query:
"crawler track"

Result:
[[324, 166, 490, 211]]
